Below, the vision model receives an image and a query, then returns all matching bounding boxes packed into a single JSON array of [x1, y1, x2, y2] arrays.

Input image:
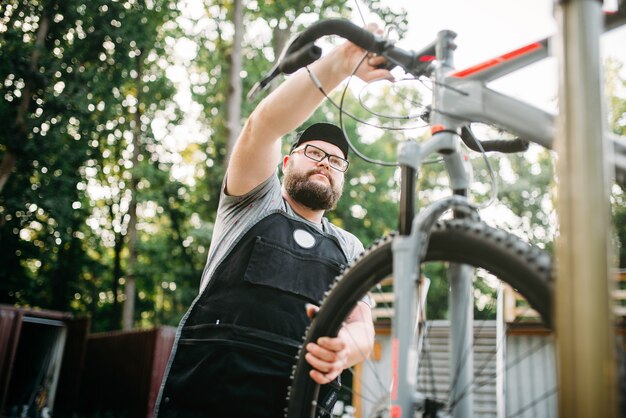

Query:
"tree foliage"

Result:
[[0, 0, 408, 330], [1, 0, 624, 331], [607, 58, 626, 268], [0, 0, 183, 330]]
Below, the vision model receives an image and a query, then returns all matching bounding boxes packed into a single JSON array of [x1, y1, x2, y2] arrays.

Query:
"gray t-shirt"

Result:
[[199, 172, 364, 292]]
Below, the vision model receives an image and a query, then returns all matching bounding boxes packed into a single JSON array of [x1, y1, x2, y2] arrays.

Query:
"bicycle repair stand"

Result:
[[553, 0, 619, 416]]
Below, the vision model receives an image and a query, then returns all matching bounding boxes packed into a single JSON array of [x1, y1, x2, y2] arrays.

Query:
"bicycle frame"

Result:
[[264, 12, 626, 417], [396, 30, 557, 233], [391, 30, 561, 418]]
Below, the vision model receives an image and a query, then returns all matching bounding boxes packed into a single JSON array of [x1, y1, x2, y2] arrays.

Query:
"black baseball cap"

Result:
[[290, 122, 350, 158]]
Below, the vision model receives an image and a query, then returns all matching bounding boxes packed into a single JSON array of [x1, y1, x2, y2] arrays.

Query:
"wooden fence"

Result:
[[369, 269, 626, 323]]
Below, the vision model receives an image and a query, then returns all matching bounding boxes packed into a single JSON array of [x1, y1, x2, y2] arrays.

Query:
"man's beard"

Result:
[[284, 168, 343, 211]]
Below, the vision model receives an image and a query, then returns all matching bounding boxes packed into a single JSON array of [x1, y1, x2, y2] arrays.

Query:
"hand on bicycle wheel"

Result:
[[305, 336, 349, 384], [305, 303, 349, 384]]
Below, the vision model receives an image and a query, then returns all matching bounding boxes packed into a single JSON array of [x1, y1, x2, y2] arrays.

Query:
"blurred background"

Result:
[[0, 0, 624, 416]]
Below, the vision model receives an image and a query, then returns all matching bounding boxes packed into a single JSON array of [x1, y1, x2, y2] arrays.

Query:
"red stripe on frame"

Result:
[[451, 42, 544, 78], [391, 405, 402, 418], [392, 338, 399, 400]]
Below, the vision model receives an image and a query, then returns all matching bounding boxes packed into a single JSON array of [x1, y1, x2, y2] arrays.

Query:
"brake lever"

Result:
[[247, 68, 279, 102]]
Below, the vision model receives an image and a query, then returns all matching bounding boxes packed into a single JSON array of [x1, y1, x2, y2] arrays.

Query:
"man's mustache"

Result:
[[307, 169, 333, 186]]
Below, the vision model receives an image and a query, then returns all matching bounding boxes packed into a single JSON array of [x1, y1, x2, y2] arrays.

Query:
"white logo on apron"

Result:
[[293, 229, 316, 249]]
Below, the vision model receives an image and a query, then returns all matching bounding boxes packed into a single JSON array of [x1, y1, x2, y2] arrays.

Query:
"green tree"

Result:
[[0, 0, 183, 331], [607, 58, 626, 268]]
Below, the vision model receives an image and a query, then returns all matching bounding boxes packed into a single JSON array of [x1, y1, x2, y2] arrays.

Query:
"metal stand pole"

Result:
[[449, 264, 474, 418], [553, 0, 618, 416]]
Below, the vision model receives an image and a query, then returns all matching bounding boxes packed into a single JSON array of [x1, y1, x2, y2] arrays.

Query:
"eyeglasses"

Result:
[[291, 144, 350, 172]]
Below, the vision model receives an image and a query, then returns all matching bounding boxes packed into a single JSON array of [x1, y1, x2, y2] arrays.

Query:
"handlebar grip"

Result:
[[288, 19, 385, 54], [461, 127, 530, 153], [479, 138, 530, 153], [278, 43, 322, 74]]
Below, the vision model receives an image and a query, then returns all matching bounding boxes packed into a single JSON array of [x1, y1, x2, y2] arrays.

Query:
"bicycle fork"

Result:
[[392, 135, 478, 417]]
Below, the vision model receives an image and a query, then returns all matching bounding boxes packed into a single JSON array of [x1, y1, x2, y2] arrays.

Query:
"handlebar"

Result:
[[266, 19, 434, 85], [285, 19, 387, 57], [248, 18, 556, 156]]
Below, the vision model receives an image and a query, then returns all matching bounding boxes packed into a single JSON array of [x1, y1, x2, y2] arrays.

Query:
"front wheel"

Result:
[[286, 219, 554, 418]]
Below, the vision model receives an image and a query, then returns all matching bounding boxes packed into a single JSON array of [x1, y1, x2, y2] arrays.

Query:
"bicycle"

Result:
[[249, 14, 626, 418]]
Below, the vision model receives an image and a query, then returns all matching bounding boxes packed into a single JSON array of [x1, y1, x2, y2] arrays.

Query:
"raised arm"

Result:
[[225, 24, 392, 196]]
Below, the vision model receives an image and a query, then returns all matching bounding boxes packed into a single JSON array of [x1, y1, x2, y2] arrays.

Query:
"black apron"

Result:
[[156, 211, 348, 418]]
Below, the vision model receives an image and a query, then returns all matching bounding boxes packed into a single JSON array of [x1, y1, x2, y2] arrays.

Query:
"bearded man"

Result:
[[155, 24, 392, 418]]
